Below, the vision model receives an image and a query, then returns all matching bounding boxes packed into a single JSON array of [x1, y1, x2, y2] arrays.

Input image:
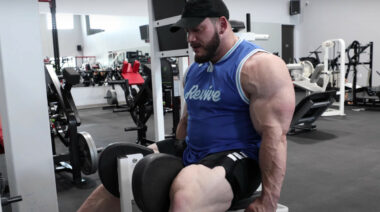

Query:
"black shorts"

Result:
[[156, 139, 261, 201]]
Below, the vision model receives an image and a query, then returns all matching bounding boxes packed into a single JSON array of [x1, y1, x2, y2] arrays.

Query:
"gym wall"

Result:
[[80, 15, 150, 66], [225, 0, 295, 25], [251, 22, 282, 55], [38, 0, 149, 17], [38, 0, 295, 65], [296, 0, 380, 86], [39, 13, 84, 58]]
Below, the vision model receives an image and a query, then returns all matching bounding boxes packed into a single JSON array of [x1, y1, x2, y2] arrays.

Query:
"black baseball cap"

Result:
[[170, 0, 229, 32]]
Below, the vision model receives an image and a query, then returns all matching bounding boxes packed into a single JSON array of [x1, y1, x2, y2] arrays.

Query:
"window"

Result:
[[46, 13, 74, 30]]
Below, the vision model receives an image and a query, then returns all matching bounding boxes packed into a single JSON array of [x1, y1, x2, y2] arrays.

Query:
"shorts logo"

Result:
[[185, 85, 221, 102]]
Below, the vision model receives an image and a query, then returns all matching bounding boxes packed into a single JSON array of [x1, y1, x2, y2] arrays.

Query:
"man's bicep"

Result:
[[246, 57, 295, 134], [250, 89, 294, 136]]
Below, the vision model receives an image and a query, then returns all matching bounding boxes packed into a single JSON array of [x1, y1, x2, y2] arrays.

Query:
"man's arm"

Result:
[[148, 104, 187, 153], [241, 53, 295, 212], [175, 104, 188, 140]]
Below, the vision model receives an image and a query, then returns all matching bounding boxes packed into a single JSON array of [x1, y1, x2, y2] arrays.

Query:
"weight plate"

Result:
[[78, 132, 98, 175], [106, 89, 118, 105]]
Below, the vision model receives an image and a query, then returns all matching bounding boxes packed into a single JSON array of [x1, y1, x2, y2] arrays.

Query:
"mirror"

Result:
[[39, 13, 150, 68]]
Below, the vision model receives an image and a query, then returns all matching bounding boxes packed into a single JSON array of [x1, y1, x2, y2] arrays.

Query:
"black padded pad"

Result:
[[98, 142, 154, 197], [132, 153, 184, 212], [62, 67, 80, 85]]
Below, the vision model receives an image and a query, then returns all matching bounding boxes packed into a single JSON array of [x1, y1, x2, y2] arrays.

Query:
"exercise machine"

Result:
[[344, 41, 380, 107], [104, 60, 143, 112], [124, 63, 154, 146], [288, 91, 336, 135], [97, 142, 288, 212], [290, 39, 346, 116], [160, 58, 181, 136], [299, 47, 322, 68], [290, 63, 329, 93], [45, 65, 98, 184]]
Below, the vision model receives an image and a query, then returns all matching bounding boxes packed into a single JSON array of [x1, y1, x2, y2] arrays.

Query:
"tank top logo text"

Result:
[[185, 85, 221, 102]]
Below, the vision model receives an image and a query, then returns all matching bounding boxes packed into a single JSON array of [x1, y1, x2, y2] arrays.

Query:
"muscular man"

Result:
[[78, 0, 294, 211]]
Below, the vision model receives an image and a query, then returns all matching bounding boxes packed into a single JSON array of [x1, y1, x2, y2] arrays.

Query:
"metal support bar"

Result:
[[0, 1, 59, 211], [68, 115, 82, 184], [147, 0, 165, 141], [49, 0, 61, 74], [118, 154, 143, 212], [321, 39, 346, 116]]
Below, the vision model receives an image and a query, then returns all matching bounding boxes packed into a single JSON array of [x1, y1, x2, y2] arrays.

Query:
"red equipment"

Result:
[[121, 60, 145, 85]]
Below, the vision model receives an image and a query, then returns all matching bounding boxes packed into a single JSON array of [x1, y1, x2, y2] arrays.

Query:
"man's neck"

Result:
[[210, 35, 239, 63]]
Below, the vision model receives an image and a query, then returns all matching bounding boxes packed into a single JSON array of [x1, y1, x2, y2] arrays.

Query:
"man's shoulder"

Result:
[[240, 52, 290, 97], [242, 52, 287, 79]]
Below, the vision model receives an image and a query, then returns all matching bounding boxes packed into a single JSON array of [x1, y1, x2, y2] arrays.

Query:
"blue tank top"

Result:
[[183, 39, 266, 165]]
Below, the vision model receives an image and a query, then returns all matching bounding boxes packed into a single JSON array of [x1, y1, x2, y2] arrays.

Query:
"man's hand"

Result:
[[245, 198, 276, 212]]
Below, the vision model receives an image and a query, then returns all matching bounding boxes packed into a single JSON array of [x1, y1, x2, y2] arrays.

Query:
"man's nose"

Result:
[[187, 32, 196, 43]]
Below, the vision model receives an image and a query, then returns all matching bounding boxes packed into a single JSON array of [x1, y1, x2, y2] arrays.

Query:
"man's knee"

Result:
[[170, 164, 233, 211], [171, 164, 203, 191], [170, 165, 202, 211]]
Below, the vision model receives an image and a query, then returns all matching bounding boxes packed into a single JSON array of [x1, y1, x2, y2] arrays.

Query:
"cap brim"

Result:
[[170, 17, 205, 32]]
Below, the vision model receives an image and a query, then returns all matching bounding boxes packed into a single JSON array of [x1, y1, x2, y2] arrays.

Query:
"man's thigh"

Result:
[[170, 164, 234, 211], [198, 150, 262, 201]]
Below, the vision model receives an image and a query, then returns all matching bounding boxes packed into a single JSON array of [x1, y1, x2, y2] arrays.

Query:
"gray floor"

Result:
[[7, 94, 380, 212]]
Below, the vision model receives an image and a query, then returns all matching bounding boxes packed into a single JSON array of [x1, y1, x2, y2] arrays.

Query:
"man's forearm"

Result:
[[175, 117, 187, 140], [258, 134, 287, 211]]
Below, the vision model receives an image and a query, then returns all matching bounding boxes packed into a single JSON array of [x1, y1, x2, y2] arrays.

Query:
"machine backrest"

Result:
[[122, 61, 132, 74], [132, 60, 140, 73], [291, 90, 336, 127]]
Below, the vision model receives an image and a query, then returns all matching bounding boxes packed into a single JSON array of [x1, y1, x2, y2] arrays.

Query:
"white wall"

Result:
[[81, 15, 150, 65], [40, 14, 84, 57], [38, 0, 292, 25], [224, 0, 291, 57], [225, 0, 294, 25], [252, 22, 282, 55], [72, 85, 126, 108], [39, 0, 294, 66], [39, 0, 149, 17], [297, 0, 380, 86]]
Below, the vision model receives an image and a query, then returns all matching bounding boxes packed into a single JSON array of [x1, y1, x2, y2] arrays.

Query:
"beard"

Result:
[[193, 30, 220, 63]]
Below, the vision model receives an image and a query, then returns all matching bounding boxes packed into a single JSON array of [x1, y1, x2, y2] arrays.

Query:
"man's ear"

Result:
[[219, 16, 228, 34]]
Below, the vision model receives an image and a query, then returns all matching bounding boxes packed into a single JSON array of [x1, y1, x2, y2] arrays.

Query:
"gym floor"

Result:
[[11, 91, 379, 212]]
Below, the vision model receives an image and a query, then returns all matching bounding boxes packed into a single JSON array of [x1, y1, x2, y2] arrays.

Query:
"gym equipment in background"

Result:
[[104, 60, 143, 112], [344, 41, 380, 107], [299, 48, 322, 69], [290, 39, 346, 117], [160, 58, 181, 136], [124, 63, 154, 146], [288, 91, 336, 135], [123, 59, 182, 145], [45, 65, 99, 184]]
